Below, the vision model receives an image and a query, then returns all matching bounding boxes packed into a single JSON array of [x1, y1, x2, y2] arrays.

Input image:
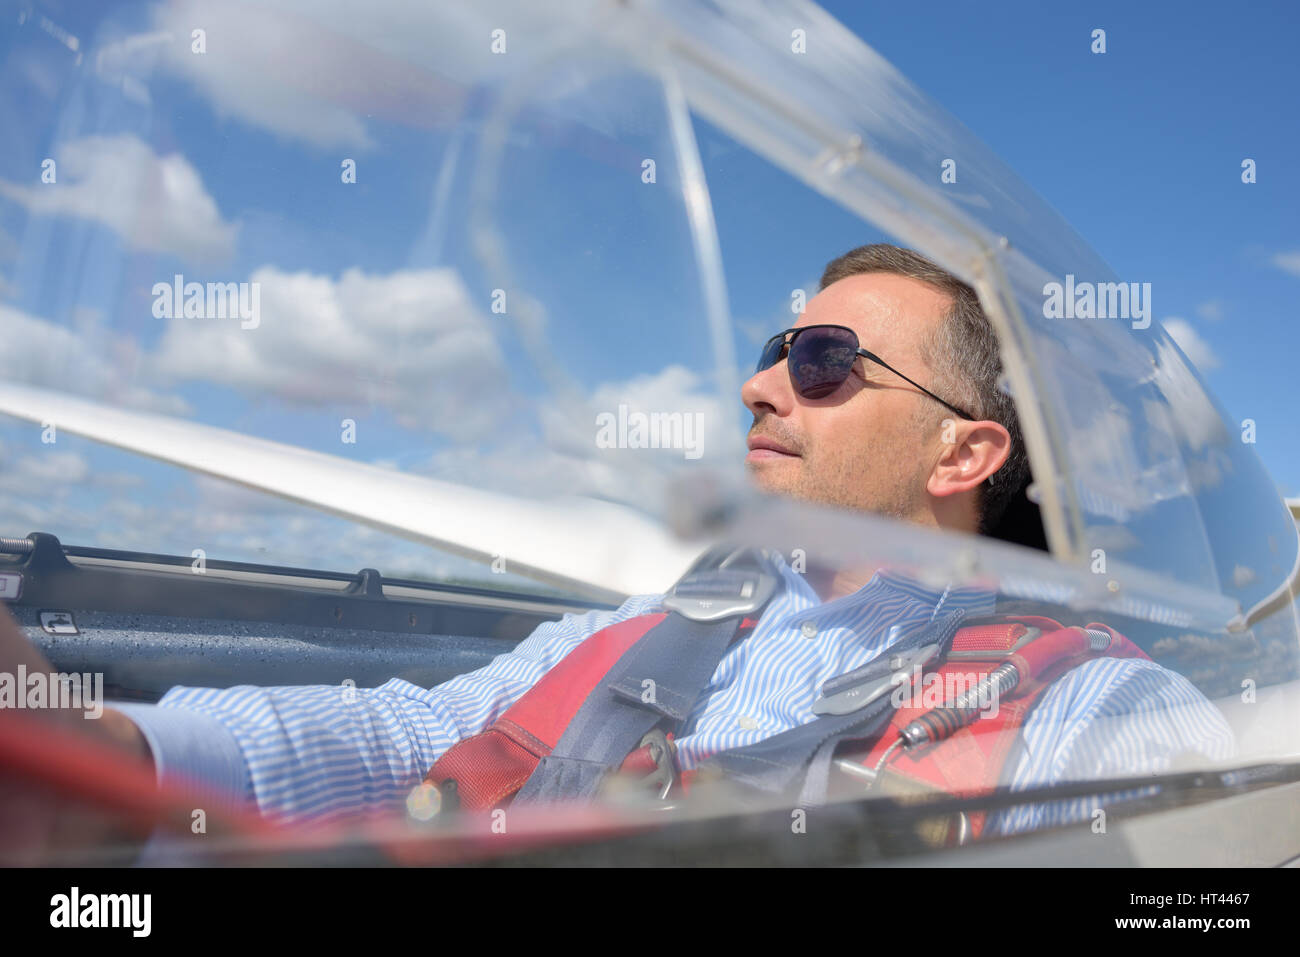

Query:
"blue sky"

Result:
[[822, 0, 1300, 497], [0, 0, 1295, 603]]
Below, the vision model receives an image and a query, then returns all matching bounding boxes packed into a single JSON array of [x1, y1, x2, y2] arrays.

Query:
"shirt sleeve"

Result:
[[985, 656, 1237, 837], [114, 592, 664, 824]]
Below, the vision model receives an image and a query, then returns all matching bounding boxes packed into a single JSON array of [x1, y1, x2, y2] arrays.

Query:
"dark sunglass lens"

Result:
[[789, 327, 857, 398], [756, 335, 787, 373]]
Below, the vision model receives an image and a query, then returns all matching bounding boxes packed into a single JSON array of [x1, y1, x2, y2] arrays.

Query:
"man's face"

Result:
[[741, 272, 953, 521]]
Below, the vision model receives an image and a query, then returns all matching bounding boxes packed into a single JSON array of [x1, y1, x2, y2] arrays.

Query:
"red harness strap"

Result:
[[845, 617, 1150, 840], [425, 614, 759, 810], [428, 611, 1150, 829]]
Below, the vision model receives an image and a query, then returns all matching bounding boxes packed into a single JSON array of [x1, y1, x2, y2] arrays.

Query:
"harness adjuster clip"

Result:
[[600, 727, 678, 806], [661, 547, 778, 622], [812, 641, 943, 716], [636, 727, 677, 801]]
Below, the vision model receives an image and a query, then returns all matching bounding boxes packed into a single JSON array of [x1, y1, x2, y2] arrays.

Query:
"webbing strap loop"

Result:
[[660, 545, 779, 622], [693, 609, 969, 807], [512, 547, 778, 805]]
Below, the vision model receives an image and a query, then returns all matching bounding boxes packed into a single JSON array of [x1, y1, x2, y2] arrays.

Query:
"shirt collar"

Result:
[[764, 549, 997, 623]]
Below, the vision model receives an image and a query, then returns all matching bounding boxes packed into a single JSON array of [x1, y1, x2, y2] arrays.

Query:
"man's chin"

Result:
[[745, 462, 805, 498], [744, 468, 896, 517]]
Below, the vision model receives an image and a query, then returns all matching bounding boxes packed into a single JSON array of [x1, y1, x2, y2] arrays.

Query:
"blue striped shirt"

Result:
[[114, 553, 1235, 838]]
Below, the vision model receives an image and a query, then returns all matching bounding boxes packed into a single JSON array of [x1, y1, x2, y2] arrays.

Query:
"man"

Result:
[[0, 244, 1233, 853]]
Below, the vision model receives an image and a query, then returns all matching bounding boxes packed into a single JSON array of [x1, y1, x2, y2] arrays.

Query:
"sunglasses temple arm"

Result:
[[858, 350, 975, 421]]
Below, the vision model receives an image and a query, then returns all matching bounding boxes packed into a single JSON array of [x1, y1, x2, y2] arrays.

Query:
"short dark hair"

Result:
[[819, 243, 1030, 534]]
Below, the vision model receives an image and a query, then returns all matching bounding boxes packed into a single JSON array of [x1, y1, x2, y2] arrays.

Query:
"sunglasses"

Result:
[[755, 324, 975, 420]]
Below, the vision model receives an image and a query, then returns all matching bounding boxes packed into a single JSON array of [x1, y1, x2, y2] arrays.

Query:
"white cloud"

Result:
[[141, 0, 624, 151], [735, 278, 824, 357], [147, 266, 512, 441], [0, 443, 144, 535], [736, 319, 774, 348], [0, 456, 548, 590], [586, 364, 738, 460], [0, 449, 90, 495], [0, 134, 236, 264], [1270, 251, 1300, 278], [144, 0, 546, 150], [1195, 299, 1225, 322], [92, 30, 173, 107], [149, 3, 372, 150], [0, 352, 739, 587], [1163, 317, 1220, 372], [414, 362, 742, 513], [0, 302, 191, 415], [1146, 334, 1229, 452]]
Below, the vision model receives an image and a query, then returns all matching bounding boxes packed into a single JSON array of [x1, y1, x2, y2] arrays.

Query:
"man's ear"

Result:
[[926, 419, 1011, 499]]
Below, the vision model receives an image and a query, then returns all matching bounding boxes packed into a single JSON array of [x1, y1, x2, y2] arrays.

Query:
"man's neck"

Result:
[[804, 561, 889, 602]]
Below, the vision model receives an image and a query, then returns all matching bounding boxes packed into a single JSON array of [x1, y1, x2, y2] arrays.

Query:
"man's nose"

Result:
[[741, 362, 795, 418]]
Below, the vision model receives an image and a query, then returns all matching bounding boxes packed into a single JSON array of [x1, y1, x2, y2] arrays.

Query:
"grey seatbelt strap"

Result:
[[512, 547, 779, 806], [512, 613, 738, 804], [693, 609, 968, 807]]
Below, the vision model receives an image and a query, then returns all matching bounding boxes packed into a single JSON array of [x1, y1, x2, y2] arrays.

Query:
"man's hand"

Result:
[[0, 604, 155, 864]]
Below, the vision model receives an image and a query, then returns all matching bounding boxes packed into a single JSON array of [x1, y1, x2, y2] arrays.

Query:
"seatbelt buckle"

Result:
[[602, 728, 678, 804], [660, 546, 778, 622], [811, 641, 943, 716]]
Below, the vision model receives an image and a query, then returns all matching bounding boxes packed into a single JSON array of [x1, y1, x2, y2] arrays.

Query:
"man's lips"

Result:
[[746, 436, 800, 461]]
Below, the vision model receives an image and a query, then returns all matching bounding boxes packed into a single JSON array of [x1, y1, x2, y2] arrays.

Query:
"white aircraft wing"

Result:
[[0, 382, 700, 603]]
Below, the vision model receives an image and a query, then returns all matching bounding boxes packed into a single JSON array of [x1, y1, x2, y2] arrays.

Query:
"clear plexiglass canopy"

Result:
[[1, 0, 1297, 852]]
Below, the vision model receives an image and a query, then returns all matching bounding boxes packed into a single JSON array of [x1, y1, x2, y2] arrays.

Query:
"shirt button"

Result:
[[737, 715, 759, 730], [800, 621, 818, 639]]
